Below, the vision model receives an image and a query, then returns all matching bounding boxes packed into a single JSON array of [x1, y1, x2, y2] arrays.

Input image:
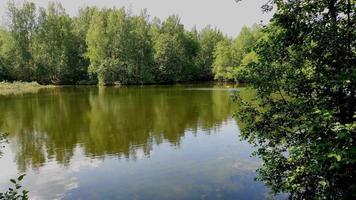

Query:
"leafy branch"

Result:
[[0, 133, 29, 200]]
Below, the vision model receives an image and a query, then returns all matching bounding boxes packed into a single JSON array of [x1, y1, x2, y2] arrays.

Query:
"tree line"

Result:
[[0, 0, 261, 85]]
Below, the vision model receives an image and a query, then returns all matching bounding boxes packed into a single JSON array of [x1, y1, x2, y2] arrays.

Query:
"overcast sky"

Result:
[[0, 0, 273, 36]]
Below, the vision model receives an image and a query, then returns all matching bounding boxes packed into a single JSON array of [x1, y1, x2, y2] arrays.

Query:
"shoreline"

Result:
[[0, 81, 242, 95], [0, 81, 56, 95]]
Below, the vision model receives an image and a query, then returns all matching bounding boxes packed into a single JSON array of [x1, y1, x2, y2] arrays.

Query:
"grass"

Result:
[[0, 81, 55, 95]]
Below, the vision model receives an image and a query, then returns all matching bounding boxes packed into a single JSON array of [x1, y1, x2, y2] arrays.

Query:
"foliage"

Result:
[[87, 8, 155, 85], [6, 0, 36, 82], [235, 0, 356, 199], [195, 26, 225, 80], [0, 175, 28, 200], [153, 33, 185, 82], [1, 0, 262, 85], [34, 3, 88, 84], [0, 29, 16, 81], [213, 39, 235, 81], [0, 81, 54, 95], [213, 25, 261, 82], [151, 15, 199, 83], [0, 134, 28, 200]]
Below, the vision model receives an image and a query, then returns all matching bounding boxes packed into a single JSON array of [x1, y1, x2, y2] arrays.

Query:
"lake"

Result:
[[0, 84, 268, 200]]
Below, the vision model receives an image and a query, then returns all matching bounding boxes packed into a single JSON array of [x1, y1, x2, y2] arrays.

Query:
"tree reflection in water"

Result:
[[0, 85, 234, 171]]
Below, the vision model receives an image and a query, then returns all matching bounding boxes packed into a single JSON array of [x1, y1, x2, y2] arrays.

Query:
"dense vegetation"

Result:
[[0, 0, 260, 85], [213, 25, 261, 82], [235, 0, 355, 199]]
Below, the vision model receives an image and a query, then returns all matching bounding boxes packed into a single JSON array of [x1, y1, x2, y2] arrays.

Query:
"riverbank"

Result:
[[0, 81, 55, 95], [0, 81, 242, 95]]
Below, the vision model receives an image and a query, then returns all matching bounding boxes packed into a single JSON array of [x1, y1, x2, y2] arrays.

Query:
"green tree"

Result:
[[153, 33, 186, 83], [1, 1, 265, 85], [213, 25, 261, 82], [213, 39, 234, 81], [126, 11, 155, 84], [74, 6, 98, 40], [0, 29, 16, 81], [33, 3, 85, 84], [195, 26, 225, 80], [71, 6, 98, 84], [231, 25, 261, 66], [235, 0, 355, 199], [6, 0, 37, 81], [87, 8, 154, 85], [152, 15, 203, 82], [181, 28, 200, 81], [86, 10, 109, 85]]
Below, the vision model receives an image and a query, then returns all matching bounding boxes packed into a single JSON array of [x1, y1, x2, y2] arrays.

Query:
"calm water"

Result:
[[0, 84, 267, 200]]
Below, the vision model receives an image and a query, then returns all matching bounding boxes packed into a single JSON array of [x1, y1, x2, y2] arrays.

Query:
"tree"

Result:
[[213, 25, 261, 82], [0, 29, 16, 81], [6, 0, 37, 81], [74, 6, 98, 40], [152, 15, 188, 83], [195, 26, 225, 80], [235, 0, 356, 199], [213, 39, 234, 81], [87, 8, 155, 85], [71, 6, 98, 84], [1, 1, 265, 85], [86, 9, 110, 85], [33, 3, 85, 84], [153, 33, 186, 83], [125, 10, 155, 84], [181, 28, 200, 81]]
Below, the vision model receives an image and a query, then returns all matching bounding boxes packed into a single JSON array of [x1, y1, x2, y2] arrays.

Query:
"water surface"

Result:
[[0, 84, 267, 199]]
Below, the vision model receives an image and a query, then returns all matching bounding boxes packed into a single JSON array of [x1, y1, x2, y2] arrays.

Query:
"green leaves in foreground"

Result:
[[0, 134, 29, 200], [234, 0, 355, 199], [0, 175, 28, 200]]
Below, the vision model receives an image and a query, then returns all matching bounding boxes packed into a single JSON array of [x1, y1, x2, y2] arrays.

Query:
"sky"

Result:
[[0, 0, 273, 37]]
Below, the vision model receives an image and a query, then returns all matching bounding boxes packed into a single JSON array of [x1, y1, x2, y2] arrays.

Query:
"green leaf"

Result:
[[18, 174, 26, 181], [319, 180, 327, 188], [328, 153, 341, 162]]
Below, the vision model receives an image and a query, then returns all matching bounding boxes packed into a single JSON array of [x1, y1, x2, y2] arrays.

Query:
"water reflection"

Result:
[[0, 85, 267, 199], [0, 85, 232, 170]]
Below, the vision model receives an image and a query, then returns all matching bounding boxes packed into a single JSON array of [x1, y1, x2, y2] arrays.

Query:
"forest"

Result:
[[0, 1, 260, 85]]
